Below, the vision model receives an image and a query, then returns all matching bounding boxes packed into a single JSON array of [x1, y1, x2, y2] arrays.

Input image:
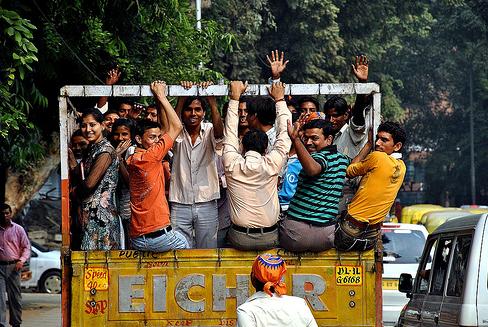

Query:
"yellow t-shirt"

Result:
[[347, 151, 406, 225]]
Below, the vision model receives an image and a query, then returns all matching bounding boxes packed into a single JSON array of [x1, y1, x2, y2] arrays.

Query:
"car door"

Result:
[[421, 237, 454, 326], [439, 234, 472, 326], [400, 238, 438, 327]]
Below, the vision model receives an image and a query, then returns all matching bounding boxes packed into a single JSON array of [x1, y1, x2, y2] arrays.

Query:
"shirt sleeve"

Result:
[[76, 152, 114, 199], [346, 151, 379, 178], [348, 109, 369, 146], [278, 161, 301, 204], [148, 133, 174, 162], [18, 228, 31, 264], [222, 99, 243, 171], [236, 307, 256, 327], [312, 152, 328, 173], [263, 101, 292, 175]]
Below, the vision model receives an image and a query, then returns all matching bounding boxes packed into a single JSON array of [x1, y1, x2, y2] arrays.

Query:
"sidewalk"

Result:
[[7, 293, 61, 327]]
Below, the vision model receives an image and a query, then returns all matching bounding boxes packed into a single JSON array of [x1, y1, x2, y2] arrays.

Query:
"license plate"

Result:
[[382, 279, 399, 290], [335, 265, 362, 285]]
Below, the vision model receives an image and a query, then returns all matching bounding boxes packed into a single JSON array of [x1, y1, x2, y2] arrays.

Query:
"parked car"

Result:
[[382, 223, 428, 326], [397, 213, 487, 326], [21, 241, 61, 294]]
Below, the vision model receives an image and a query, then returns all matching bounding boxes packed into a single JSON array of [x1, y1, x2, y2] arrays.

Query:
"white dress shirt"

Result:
[[237, 291, 318, 327]]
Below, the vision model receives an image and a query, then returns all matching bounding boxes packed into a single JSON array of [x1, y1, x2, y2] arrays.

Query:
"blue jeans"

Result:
[[131, 230, 189, 252], [170, 201, 218, 248]]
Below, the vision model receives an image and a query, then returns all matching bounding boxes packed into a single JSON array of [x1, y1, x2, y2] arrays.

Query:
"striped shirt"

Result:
[[287, 145, 349, 225]]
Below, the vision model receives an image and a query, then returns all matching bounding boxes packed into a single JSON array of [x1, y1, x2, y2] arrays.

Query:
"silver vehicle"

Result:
[[397, 213, 488, 326]]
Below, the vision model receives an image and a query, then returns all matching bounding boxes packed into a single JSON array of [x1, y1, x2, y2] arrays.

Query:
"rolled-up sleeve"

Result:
[[18, 228, 31, 264]]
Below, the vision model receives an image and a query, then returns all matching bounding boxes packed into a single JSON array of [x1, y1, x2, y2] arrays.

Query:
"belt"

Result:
[[344, 214, 382, 230], [143, 225, 172, 238], [231, 224, 277, 234], [0, 260, 19, 265]]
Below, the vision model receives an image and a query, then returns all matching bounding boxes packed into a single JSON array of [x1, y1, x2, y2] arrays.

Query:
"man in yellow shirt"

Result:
[[335, 122, 406, 251]]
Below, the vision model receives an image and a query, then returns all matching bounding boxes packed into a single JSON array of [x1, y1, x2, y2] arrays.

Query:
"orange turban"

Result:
[[305, 111, 326, 122], [251, 254, 287, 296]]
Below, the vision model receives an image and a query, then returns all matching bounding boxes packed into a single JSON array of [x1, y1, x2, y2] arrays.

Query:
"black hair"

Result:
[[286, 97, 298, 111], [378, 121, 406, 149], [135, 120, 162, 137], [112, 118, 137, 139], [81, 108, 104, 124], [117, 98, 133, 108], [71, 129, 84, 140], [103, 109, 119, 118], [242, 128, 268, 155], [302, 119, 335, 138], [323, 95, 348, 115], [239, 95, 252, 105], [246, 97, 276, 126], [147, 104, 157, 109], [182, 96, 208, 112], [297, 96, 320, 111], [1, 203, 12, 212]]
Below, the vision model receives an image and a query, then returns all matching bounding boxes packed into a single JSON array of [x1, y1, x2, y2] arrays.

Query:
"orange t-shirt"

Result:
[[127, 134, 173, 238]]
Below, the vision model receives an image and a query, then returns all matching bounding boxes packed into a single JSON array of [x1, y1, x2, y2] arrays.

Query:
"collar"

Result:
[[319, 144, 338, 153], [246, 291, 272, 303], [336, 123, 349, 136], [244, 150, 262, 159], [391, 152, 403, 159]]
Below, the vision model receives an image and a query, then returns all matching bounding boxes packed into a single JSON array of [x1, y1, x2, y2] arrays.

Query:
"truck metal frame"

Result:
[[59, 83, 382, 327]]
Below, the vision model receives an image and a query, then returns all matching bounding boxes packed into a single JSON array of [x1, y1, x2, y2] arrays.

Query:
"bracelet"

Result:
[[275, 98, 285, 103]]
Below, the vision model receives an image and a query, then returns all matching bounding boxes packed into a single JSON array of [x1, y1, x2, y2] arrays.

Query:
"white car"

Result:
[[382, 223, 428, 326], [21, 241, 61, 294]]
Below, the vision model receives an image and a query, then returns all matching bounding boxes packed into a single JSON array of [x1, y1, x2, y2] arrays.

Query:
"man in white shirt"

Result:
[[236, 254, 317, 327]]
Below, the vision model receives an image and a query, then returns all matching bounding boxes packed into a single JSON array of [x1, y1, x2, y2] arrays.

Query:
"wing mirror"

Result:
[[398, 273, 413, 297]]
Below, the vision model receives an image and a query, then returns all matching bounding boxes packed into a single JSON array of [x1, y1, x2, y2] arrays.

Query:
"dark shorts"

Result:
[[334, 213, 381, 251]]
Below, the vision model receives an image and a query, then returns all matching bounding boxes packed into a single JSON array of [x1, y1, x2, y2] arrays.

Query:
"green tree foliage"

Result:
[[0, 8, 47, 171]]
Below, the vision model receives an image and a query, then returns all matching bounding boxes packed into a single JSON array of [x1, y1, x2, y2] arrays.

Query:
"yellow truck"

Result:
[[59, 83, 383, 326]]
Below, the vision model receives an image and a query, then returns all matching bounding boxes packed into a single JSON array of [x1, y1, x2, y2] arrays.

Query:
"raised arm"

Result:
[[208, 95, 224, 139], [351, 127, 374, 164], [351, 55, 370, 127], [151, 81, 183, 140], [267, 50, 289, 81], [288, 119, 322, 177], [223, 81, 248, 166], [97, 68, 120, 110]]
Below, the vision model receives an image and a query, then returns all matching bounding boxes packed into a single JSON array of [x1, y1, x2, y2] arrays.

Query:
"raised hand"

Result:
[[198, 81, 214, 89], [229, 81, 248, 101], [150, 80, 167, 99], [105, 68, 121, 85], [267, 82, 286, 101], [267, 50, 289, 80], [352, 55, 369, 82], [115, 140, 132, 158], [180, 81, 194, 90]]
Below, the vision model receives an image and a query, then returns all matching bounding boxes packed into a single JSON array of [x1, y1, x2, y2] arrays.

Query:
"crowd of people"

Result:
[[68, 51, 407, 253]]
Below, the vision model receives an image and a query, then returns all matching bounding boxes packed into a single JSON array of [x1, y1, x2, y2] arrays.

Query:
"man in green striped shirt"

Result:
[[279, 118, 349, 252]]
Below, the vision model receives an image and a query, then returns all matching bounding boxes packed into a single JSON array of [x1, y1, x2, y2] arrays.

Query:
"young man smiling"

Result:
[[335, 121, 406, 251], [127, 81, 188, 252], [279, 119, 349, 252]]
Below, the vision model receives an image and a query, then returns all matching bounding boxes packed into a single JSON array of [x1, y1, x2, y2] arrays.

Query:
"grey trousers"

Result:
[[0, 264, 22, 327], [171, 200, 219, 249], [227, 225, 279, 251], [279, 217, 335, 252]]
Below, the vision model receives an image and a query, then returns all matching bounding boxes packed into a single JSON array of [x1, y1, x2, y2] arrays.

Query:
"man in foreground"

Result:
[[236, 253, 317, 327], [335, 122, 407, 251], [0, 203, 30, 327]]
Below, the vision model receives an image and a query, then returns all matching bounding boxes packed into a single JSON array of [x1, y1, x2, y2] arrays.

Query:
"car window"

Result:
[[429, 237, 453, 295], [446, 235, 472, 297], [31, 240, 50, 252], [416, 239, 437, 294], [382, 229, 426, 264]]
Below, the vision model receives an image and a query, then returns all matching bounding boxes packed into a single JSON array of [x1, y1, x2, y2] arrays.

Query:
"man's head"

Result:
[[134, 120, 162, 150], [286, 97, 299, 114], [242, 129, 268, 155], [103, 110, 119, 133], [301, 119, 335, 153], [246, 97, 276, 129], [1, 203, 12, 226], [145, 104, 158, 122], [111, 118, 136, 146], [375, 122, 406, 154], [238, 96, 251, 129], [323, 95, 349, 133], [250, 254, 287, 296], [181, 97, 206, 129], [117, 100, 132, 118], [70, 129, 89, 159], [298, 96, 320, 115]]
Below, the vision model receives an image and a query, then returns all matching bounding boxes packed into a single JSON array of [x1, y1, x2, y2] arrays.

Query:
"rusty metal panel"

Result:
[[70, 249, 376, 326]]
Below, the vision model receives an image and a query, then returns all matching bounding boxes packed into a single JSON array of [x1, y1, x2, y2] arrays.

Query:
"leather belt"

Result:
[[0, 260, 19, 265], [231, 224, 277, 234], [143, 225, 172, 238], [344, 214, 382, 230]]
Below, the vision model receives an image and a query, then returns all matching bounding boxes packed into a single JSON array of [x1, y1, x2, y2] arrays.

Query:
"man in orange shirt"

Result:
[[127, 81, 189, 251]]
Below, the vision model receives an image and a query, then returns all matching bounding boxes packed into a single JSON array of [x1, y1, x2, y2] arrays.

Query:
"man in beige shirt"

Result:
[[223, 81, 291, 250]]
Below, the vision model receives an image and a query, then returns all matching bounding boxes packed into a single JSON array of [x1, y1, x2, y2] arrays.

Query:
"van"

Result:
[[397, 213, 488, 326]]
